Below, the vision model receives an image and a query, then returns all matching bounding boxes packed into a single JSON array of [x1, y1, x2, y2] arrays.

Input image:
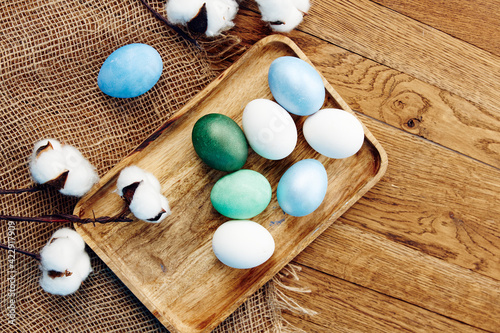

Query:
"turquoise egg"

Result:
[[211, 170, 272, 219], [97, 43, 163, 98], [192, 113, 248, 172], [277, 159, 328, 217], [268, 56, 325, 116]]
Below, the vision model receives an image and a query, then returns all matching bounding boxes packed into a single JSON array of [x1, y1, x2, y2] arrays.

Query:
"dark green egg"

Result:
[[192, 113, 248, 172]]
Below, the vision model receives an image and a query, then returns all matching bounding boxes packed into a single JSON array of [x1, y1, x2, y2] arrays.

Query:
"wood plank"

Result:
[[334, 113, 500, 282], [294, 222, 500, 332], [277, 263, 486, 332], [372, 0, 500, 56], [232, 7, 500, 169]]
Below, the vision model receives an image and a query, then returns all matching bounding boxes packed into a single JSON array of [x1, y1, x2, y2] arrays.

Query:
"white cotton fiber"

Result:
[[39, 269, 83, 296], [165, 0, 239, 37], [205, 0, 239, 37], [29, 149, 67, 185], [49, 228, 86, 253], [71, 252, 93, 281], [57, 145, 99, 197], [128, 183, 170, 222], [116, 166, 161, 196], [40, 237, 82, 273], [165, 0, 205, 24], [255, 0, 309, 33]]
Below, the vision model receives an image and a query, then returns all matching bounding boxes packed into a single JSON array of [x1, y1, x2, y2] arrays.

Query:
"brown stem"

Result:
[[138, 0, 201, 49], [0, 212, 133, 225], [0, 184, 45, 194], [0, 243, 41, 261]]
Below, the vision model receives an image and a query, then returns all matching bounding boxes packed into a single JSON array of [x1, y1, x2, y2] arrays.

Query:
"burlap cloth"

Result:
[[0, 1, 308, 332]]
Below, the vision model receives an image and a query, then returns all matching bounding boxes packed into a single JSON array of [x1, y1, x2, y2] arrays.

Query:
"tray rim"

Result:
[[74, 34, 388, 333]]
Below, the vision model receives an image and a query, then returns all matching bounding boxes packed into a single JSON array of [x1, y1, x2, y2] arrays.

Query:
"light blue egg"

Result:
[[268, 56, 325, 116], [277, 159, 328, 217], [97, 43, 162, 98]]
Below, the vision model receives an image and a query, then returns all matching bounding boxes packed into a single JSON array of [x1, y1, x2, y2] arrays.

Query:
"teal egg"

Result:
[[192, 113, 248, 172], [211, 170, 272, 219], [97, 43, 163, 98]]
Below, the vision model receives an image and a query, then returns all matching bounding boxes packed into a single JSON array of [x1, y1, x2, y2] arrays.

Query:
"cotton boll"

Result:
[[39, 269, 83, 296], [204, 0, 239, 37], [129, 183, 170, 223], [40, 237, 82, 273], [49, 228, 86, 253]]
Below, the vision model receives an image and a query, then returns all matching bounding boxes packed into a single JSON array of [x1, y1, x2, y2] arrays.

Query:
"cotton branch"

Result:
[[0, 243, 41, 261], [0, 213, 133, 225], [138, 0, 201, 48]]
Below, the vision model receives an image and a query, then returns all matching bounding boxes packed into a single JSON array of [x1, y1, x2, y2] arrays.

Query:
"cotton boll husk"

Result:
[[40, 237, 82, 272], [129, 183, 168, 222], [32, 138, 63, 157], [58, 145, 99, 197], [204, 0, 239, 37], [29, 149, 67, 185], [39, 269, 83, 296], [71, 252, 93, 281], [49, 228, 86, 253], [165, 0, 205, 24], [158, 194, 172, 222]]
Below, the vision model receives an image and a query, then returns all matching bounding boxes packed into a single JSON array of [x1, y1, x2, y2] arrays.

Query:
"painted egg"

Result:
[[268, 56, 325, 116], [211, 169, 272, 219], [242, 99, 297, 160], [192, 113, 248, 172], [212, 220, 275, 269], [303, 108, 364, 159], [277, 159, 328, 217], [97, 43, 163, 98]]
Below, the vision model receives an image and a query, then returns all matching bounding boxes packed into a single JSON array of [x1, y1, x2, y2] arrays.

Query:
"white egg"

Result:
[[303, 108, 365, 159], [242, 99, 297, 160], [212, 220, 275, 269]]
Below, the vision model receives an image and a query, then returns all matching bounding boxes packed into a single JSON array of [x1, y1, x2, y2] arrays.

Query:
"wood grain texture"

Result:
[[294, 222, 500, 331], [373, 0, 500, 56], [280, 263, 487, 332], [73, 36, 387, 333]]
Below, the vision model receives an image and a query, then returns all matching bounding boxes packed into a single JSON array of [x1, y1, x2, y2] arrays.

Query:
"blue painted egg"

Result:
[[97, 43, 163, 98], [277, 159, 328, 217], [268, 56, 325, 116]]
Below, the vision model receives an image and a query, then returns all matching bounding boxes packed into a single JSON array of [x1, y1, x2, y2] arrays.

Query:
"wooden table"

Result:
[[229, 1, 500, 331]]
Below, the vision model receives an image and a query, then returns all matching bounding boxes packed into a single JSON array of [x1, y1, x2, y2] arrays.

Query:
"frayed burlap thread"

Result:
[[0, 1, 295, 332]]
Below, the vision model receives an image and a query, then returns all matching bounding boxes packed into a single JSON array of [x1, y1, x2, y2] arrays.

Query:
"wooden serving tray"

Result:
[[74, 35, 387, 333]]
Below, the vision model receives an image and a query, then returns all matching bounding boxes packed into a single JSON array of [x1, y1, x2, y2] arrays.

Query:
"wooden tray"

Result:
[[74, 35, 388, 333]]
